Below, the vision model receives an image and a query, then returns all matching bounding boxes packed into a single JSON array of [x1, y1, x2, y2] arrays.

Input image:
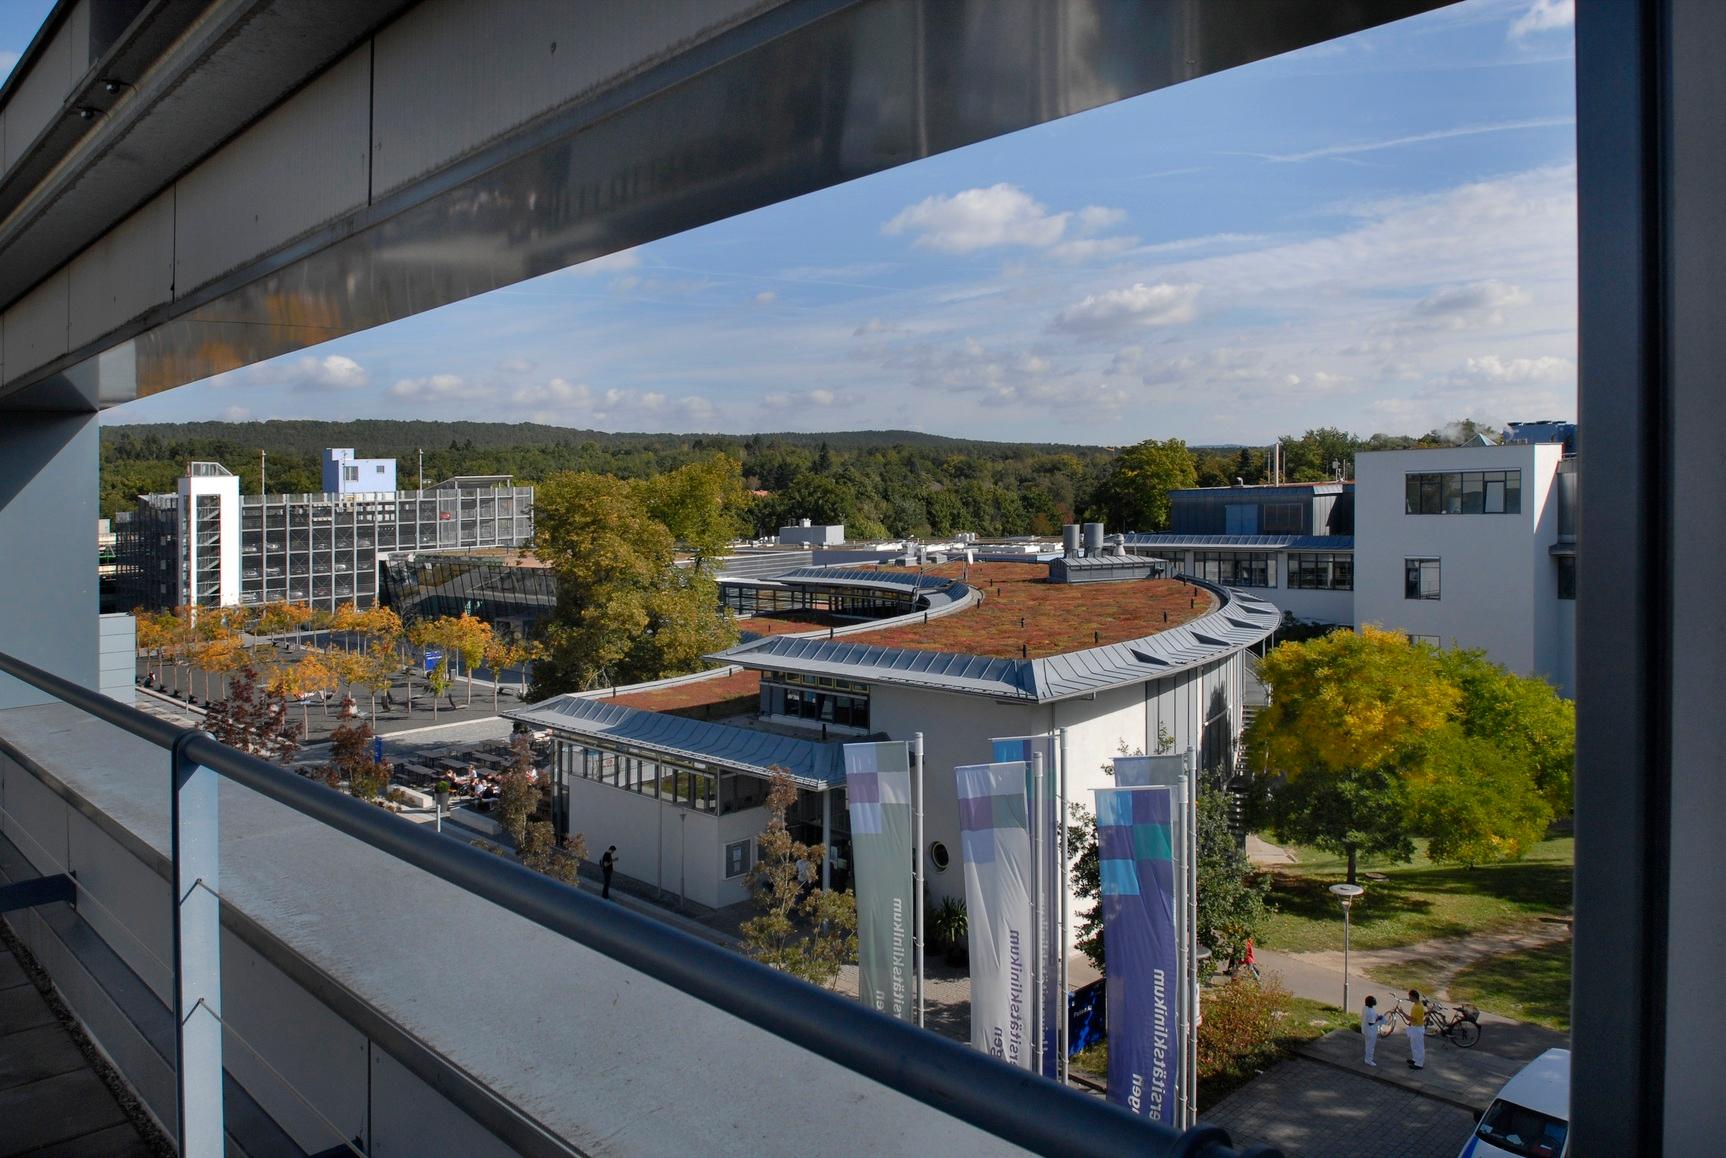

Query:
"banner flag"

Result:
[[993, 734, 1062, 1078], [956, 760, 1035, 1067], [843, 741, 916, 1022], [1113, 753, 1189, 788], [1095, 785, 1180, 1125]]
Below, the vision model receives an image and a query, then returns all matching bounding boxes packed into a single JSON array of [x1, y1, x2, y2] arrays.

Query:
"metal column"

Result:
[[171, 734, 224, 1156]]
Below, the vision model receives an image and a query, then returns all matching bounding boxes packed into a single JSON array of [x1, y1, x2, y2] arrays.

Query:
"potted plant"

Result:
[[434, 780, 452, 811]]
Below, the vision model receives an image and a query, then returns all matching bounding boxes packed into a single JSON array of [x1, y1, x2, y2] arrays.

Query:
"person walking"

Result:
[[1405, 989, 1427, 1069], [1361, 995, 1385, 1067], [601, 845, 617, 900]]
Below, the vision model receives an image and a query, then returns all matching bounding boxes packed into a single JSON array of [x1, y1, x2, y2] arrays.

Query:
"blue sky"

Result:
[[5, 0, 1577, 445]]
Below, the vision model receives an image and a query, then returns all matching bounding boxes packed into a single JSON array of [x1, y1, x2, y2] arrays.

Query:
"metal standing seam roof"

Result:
[[710, 578, 1282, 703], [766, 566, 954, 594], [502, 696, 847, 788], [1121, 533, 1355, 551]]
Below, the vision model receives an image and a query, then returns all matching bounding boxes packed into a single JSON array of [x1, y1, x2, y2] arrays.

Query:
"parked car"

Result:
[[1458, 1047, 1569, 1158]]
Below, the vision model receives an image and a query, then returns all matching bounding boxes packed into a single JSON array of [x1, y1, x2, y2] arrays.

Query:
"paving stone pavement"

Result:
[[1202, 1057, 1476, 1158]]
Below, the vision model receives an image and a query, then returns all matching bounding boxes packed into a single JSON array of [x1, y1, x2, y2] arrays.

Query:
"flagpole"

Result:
[[1058, 726, 1070, 1085], [1031, 750, 1045, 1074], [914, 731, 926, 1028]]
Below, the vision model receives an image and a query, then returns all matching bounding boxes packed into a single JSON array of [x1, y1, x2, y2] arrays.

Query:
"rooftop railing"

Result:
[[0, 647, 1274, 1157]]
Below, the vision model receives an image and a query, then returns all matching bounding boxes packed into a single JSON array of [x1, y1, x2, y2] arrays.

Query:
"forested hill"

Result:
[[100, 418, 1493, 536]]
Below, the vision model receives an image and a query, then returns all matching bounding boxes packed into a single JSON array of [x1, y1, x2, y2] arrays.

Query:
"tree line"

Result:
[[101, 418, 1501, 534]]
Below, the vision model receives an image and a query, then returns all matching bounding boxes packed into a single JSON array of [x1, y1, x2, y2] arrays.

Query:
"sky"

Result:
[[4, 0, 1578, 445]]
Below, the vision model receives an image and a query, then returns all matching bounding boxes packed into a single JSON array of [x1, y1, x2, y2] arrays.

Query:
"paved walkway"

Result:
[[0, 942, 160, 1157]]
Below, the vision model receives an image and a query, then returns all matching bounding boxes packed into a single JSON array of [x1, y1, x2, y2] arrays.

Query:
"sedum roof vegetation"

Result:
[[608, 669, 762, 718], [855, 561, 1215, 659]]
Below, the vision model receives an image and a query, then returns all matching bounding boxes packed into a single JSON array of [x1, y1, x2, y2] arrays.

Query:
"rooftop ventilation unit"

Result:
[[1062, 524, 1081, 558], [1083, 522, 1104, 555]]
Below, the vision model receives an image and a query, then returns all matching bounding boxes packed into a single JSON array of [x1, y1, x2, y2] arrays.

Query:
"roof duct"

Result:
[[1083, 522, 1104, 555], [1062, 524, 1082, 558]]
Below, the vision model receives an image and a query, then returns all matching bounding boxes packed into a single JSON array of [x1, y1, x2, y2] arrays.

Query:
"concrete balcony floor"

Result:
[[0, 939, 158, 1157]]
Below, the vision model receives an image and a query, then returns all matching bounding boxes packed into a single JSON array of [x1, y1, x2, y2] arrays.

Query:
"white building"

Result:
[[507, 563, 1278, 924], [323, 446, 397, 494], [1353, 441, 1575, 696]]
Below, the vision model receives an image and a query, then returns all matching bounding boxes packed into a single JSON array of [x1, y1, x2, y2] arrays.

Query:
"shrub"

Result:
[[1196, 974, 1292, 1082], [930, 896, 969, 965]]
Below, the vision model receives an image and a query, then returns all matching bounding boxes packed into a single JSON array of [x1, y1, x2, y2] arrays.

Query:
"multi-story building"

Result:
[[115, 457, 534, 613], [1125, 424, 1577, 696], [322, 446, 397, 494]]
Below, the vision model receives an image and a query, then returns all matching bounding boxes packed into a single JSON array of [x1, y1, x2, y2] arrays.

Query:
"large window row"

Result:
[[1405, 470, 1521, 515], [1286, 552, 1354, 591], [760, 681, 870, 729], [556, 742, 769, 815], [1190, 550, 1274, 588]]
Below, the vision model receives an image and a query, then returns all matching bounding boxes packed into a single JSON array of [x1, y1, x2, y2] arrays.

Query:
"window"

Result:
[[1474, 1097, 1568, 1158], [1557, 556, 1576, 600], [1286, 552, 1353, 590], [1261, 502, 1304, 534], [760, 674, 870, 729], [1405, 470, 1521, 514], [929, 842, 951, 872], [343, 465, 359, 482], [725, 840, 751, 879], [1407, 634, 1440, 646], [1405, 558, 1441, 600], [375, 464, 386, 474], [1191, 550, 1273, 588]]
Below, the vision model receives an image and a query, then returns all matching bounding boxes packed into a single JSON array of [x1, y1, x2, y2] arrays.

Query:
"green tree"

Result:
[[1195, 772, 1269, 972], [1246, 627, 1564, 880], [1085, 438, 1197, 532], [740, 771, 858, 988], [643, 454, 749, 560], [531, 472, 738, 695]]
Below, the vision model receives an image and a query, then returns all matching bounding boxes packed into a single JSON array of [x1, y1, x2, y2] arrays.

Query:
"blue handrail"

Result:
[[0, 650, 1272, 1158]]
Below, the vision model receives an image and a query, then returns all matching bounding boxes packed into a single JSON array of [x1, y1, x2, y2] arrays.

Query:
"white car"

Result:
[[1459, 1047, 1569, 1158]]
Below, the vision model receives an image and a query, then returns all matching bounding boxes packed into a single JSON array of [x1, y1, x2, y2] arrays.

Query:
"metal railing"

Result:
[[0, 649, 1275, 1158]]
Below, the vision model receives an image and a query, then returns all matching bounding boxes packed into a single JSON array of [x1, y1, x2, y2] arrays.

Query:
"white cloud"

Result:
[[1077, 206, 1128, 233], [1049, 236, 1140, 263], [1050, 282, 1200, 336], [1459, 354, 1575, 384], [387, 373, 476, 401], [753, 291, 777, 304], [1510, 0, 1573, 40], [511, 378, 718, 428], [497, 356, 536, 374], [221, 405, 251, 421], [1410, 279, 1531, 328], [761, 387, 856, 409], [883, 184, 1071, 253], [256, 354, 367, 391]]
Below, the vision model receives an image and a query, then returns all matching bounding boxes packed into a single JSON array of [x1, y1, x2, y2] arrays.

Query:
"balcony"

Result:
[[0, 653, 1234, 1156]]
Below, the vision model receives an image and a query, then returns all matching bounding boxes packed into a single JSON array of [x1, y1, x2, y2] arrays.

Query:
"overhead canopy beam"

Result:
[[0, 0, 1448, 412]]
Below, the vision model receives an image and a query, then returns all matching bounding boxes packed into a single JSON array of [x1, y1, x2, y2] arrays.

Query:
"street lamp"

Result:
[[1328, 882, 1365, 1012]]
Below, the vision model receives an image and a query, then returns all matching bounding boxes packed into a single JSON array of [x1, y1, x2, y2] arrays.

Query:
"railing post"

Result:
[[171, 733, 224, 1156]]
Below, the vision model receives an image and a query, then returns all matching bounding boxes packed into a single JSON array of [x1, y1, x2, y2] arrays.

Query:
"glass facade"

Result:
[[759, 671, 871, 730], [1286, 552, 1354, 590], [1190, 550, 1274, 588], [379, 552, 556, 636], [554, 740, 772, 816], [1405, 470, 1522, 515]]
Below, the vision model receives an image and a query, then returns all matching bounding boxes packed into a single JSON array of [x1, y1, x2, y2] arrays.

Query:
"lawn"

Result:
[[1258, 836, 1574, 953], [1371, 942, 1572, 1032], [1069, 993, 1353, 1111]]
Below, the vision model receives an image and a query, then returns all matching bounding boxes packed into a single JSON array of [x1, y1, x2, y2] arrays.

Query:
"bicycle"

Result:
[[1379, 999, 1482, 1048]]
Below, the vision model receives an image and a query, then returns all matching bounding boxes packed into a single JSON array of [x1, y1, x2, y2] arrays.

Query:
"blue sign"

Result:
[[1096, 786, 1179, 1125], [372, 736, 385, 763], [422, 649, 444, 673]]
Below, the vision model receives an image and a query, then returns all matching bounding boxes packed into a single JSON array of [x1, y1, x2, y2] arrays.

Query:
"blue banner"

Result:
[[992, 735, 1062, 1080], [1095, 786, 1179, 1125]]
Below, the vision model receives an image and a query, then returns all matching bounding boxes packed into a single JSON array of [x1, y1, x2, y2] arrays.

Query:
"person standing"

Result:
[[601, 845, 617, 900], [1361, 995, 1385, 1067], [1405, 989, 1427, 1069]]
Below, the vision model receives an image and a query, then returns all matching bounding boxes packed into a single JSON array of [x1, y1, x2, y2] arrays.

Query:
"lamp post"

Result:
[[1329, 883, 1365, 1012]]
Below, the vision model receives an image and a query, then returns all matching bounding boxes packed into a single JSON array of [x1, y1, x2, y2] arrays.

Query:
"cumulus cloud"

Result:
[[387, 373, 476, 401], [1510, 0, 1572, 40], [761, 387, 856, 409], [221, 405, 251, 421], [1459, 354, 1576, 384], [1050, 282, 1200, 337], [883, 186, 1138, 262], [249, 353, 368, 391]]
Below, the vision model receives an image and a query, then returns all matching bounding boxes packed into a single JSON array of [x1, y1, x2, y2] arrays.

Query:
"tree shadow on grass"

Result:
[[1453, 941, 1572, 1031], [1390, 862, 1573, 912], [1267, 871, 1443, 929]]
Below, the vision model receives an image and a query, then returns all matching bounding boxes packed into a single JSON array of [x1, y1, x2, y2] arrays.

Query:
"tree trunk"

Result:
[[1347, 845, 1358, 885]]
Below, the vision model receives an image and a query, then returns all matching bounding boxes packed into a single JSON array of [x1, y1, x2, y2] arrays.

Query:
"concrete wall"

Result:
[[564, 774, 766, 908], [1266, 584, 1353, 625], [1354, 444, 1571, 691], [0, 412, 99, 709], [98, 614, 134, 706]]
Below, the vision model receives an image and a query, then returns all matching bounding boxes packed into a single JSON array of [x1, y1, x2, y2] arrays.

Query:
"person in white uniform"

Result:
[[1361, 995, 1385, 1066], [1406, 989, 1427, 1069]]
